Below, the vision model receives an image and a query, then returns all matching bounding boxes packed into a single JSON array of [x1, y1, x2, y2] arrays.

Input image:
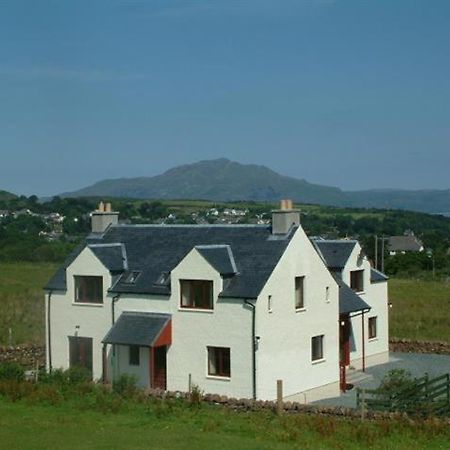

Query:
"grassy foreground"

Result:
[[1, 395, 450, 450], [389, 278, 450, 342], [0, 262, 57, 345]]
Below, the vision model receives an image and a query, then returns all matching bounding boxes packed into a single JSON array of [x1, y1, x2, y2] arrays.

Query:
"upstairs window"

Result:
[[368, 317, 377, 339], [74, 276, 103, 304], [350, 270, 364, 293], [295, 276, 305, 309], [208, 346, 230, 377], [180, 280, 213, 310]]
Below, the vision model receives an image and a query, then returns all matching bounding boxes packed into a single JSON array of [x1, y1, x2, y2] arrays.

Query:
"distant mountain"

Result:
[[62, 158, 450, 214], [0, 190, 17, 201]]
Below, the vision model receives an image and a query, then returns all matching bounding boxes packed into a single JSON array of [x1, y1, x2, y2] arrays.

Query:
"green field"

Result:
[[1, 262, 449, 345], [0, 396, 449, 450], [0, 262, 57, 345], [389, 278, 450, 342]]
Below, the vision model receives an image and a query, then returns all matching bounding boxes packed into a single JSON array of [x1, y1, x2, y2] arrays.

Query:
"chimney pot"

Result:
[[272, 199, 300, 235], [91, 202, 119, 233]]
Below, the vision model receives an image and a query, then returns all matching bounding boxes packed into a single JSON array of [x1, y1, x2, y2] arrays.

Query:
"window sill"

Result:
[[368, 337, 378, 342], [72, 302, 104, 307], [178, 307, 214, 313], [311, 358, 326, 365], [295, 307, 306, 313], [206, 375, 231, 382]]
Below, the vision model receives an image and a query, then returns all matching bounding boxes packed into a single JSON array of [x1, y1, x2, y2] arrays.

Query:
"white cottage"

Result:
[[44, 201, 389, 402]]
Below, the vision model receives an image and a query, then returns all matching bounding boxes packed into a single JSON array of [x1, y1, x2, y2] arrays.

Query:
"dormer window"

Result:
[[74, 276, 103, 304], [124, 271, 141, 284], [180, 280, 213, 310]]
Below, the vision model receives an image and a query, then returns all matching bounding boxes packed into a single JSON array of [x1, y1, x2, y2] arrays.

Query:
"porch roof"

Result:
[[336, 278, 371, 315], [102, 312, 171, 347]]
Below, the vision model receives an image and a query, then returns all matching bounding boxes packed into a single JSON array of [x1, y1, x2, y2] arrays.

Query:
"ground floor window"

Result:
[[311, 335, 324, 361], [207, 346, 230, 377], [69, 336, 93, 374], [129, 345, 140, 366], [368, 316, 377, 339]]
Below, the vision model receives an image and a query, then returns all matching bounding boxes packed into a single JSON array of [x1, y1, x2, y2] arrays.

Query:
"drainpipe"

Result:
[[110, 294, 121, 383], [361, 311, 366, 372], [244, 299, 257, 400], [47, 290, 53, 373]]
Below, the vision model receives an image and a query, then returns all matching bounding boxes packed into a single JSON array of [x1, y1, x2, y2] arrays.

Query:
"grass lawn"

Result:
[[0, 262, 58, 345], [0, 397, 449, 450], [389, 278, 450, 342]]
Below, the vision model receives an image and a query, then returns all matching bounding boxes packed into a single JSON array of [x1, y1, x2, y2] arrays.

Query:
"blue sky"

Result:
[[1, 0, 449, 196]]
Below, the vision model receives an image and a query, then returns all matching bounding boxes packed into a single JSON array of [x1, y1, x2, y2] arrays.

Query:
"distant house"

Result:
[[0, 210, 10, 218], [388, 234, 424, 256], [44, 201, 389, 402]]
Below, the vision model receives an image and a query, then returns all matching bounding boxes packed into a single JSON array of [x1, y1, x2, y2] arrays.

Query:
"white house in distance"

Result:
[[44, 200, 389, 402]]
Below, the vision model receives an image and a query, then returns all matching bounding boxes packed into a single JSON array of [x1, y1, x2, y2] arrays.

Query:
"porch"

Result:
[[102, 312, 172, 389]]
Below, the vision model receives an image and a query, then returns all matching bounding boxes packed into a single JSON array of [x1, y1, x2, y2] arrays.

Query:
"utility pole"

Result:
[[381, 235, 385, 273], [374, 235, 378, 270]]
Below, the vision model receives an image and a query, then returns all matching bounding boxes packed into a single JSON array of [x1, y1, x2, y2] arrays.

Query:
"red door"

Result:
[[151, 346, 167, 389], [339, 315, 351, 366]]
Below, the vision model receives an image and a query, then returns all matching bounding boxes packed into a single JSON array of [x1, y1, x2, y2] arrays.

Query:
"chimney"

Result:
[[91, 201, 119, 233], [271, 199, 300, 235]]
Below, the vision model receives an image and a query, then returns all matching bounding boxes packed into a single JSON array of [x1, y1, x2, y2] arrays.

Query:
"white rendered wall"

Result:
[[47, 246, 253, 398], [256, 226, 340, 401], [341, 243, 389, 369], [115, 345, 150, 389], [48, 247, 114, 380]]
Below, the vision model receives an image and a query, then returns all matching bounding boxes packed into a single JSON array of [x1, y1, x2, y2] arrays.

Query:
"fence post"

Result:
[[447, 374, 450, 404], [188, 373, 192, 393], [277, 379, 283, 415]]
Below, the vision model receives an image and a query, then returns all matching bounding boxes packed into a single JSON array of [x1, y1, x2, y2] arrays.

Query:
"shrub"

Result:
[[377, 369, 416, 397], [189, 383, 203, 407], [0, 362, 25, 382], [112, 374, 137, 397], [65, 366, 92, 385]]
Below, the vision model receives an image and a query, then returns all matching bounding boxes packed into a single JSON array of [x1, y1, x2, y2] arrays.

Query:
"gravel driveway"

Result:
[[314, 352, 450, 408]]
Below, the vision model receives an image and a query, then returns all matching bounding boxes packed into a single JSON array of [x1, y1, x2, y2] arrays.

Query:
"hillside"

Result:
[[0, 190, 17, 202], [62, 159, 450, 213]]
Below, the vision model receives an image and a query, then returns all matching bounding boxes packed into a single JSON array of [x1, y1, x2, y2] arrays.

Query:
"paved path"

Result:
[[314, 352, 450, 408]]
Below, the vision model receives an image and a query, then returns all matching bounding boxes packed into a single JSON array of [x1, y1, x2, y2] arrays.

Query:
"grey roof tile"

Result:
[[312, 239, 357, 270], [88, 243, 127, 272], [370, 268, 389, 283], [102, 312, 171, 347], [45, 224, 296, 299], [196, 245, 237, 276], [335, 277, 371, 314]]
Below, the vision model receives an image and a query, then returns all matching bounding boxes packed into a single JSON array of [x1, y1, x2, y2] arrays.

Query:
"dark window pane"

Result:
[[180, 280, 213, 309], [129, 345, 140, 366], [74, 276, 103, 303], [208, 346, 230, 377]]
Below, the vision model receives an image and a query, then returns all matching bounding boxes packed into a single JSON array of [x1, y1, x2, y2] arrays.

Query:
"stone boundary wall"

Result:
[[0, 344, 45, 369], [390, 338, 450, 355], [145, 388, 450, 423]]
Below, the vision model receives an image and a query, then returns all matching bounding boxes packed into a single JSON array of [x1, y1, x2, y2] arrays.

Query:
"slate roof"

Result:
[[388, 235, 423, 252], [45, 224, 296, 299], [370, 268, 389, 283], [102, 312, 171, 347], [312, 239, 357, 270], [195, 245, 237, 276], [335, 277, 371, 315], [88, 244, 128, 272]]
